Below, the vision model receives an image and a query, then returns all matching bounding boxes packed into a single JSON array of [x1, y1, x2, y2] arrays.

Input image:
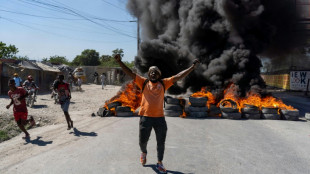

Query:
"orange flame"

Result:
[[218, 84, 296, 111], [239, 92, 262, 108], [104, 81, 142, 112], [180, 111, 187, 118], [191, 87, 216, 108], [260, 96, 296, 110], [218, 84, 240, 110]]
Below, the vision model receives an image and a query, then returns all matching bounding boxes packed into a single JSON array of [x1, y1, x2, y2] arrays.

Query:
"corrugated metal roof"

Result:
[[33, 62, 61, 72], [18, 60, 41, 70]]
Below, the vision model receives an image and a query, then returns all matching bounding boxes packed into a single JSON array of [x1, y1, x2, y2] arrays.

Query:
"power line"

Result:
[[100, 0, 128, 12], [0, 9, 82, 20], [0, 8, 136, 23], [20, 0, 136, 38], [0, 16, 135, 43]]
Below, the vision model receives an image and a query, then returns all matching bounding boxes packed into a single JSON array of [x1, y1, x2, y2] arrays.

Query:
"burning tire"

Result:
[[116, 106, 132, 112], [115, 106, 133, 117], [107, 102, 122, 109], [165, 96, 180, 105], [242, 107, 260, 114], [164, 110, 182, 117], [116, 111, 133, 117], [208, 105, 221, 117], [189, 112, 208, 118], [164, 104, 183, 111], [261, 113, 280, 120], [221, 112, 241, 119], [243, 113, 261, 119], [188, 106, 208, 112], [280, 110, 299, 121], [261, 107, 279, 114], [220, 107, 238, 113], [241, 105, 261, 119], [189, 97, 208, 107], [97, 107, 107, 117]]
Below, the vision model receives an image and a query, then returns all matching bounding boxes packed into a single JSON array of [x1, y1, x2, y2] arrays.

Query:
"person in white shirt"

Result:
[[77, 77, 82, 91], [100, 73, 106, 89]]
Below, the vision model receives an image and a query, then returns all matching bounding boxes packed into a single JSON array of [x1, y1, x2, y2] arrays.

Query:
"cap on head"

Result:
[[13, 73, 18, 76], [148, 66, 161, 76]]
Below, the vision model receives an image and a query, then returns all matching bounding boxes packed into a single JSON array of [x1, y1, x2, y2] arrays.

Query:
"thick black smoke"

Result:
[[127, 0, 305, 96]]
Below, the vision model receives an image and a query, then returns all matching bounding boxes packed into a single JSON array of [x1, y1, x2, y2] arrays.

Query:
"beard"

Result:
[[150, 79, 158, 83]]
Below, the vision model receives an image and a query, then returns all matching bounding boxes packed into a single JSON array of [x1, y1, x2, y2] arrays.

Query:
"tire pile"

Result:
[[241, 104, 261, 119], [115, 106, 133, 117], [219, 99, 241, 119], [208, 104, 221, 117], [261, 107, 280, 120], [280, 109, 299, 121], [164, 96, 183, 117], [188, 96, 208, 118]]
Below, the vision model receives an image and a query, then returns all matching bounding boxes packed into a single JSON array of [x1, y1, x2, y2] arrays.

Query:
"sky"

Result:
[[0, 0, 138, 62]]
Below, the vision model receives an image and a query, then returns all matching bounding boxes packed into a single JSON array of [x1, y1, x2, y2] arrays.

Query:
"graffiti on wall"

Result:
[[290, 71, 310, 91]]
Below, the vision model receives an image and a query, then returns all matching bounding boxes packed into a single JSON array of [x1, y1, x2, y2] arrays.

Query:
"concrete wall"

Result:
[[77, 66, 130, 85], [261, 74, 290, 90]]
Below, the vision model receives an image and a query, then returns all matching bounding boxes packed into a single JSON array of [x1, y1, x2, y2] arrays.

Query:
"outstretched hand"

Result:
[[193, 59, 200, 68], [114, 54, 121, 62]]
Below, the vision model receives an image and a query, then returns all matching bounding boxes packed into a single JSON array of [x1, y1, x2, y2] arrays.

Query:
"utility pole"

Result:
[[130, 18, 140, 52], [137, 17, 140, 52]]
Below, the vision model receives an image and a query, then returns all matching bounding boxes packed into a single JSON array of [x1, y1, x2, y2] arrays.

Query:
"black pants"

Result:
[[139, 116, 167, 162]]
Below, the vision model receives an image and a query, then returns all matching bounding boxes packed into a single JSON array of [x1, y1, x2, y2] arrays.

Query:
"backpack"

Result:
[[141, 79, 165, 93]]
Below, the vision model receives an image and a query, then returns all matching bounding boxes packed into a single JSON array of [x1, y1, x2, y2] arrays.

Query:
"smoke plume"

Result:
[[127, 0, 305, 96]]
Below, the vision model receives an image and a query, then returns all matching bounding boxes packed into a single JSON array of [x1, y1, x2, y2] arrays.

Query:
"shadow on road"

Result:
[[70, 128, 97, 137], [144, 164, 189, 174], [24, 136, 53, 146], [31, 105, 48, 109]]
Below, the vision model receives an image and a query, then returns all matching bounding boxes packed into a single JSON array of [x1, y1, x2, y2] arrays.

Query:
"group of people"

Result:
[[7, 73, 73, 139], [6, 55, 199, 174]]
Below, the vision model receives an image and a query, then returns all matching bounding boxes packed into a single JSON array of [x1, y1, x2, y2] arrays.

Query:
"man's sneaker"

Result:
[[156, 163, 167, 174], [140, 153, 147, 166], [29, 116, 35, 127]]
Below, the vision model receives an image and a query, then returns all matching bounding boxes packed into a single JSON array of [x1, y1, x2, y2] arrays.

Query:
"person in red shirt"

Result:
[[6, 79, 35, 139], [114, 54, 199, 173], [53, 74, 73, 130]]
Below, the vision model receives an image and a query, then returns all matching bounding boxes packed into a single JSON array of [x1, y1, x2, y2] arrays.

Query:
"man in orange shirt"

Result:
[[114, 54, 199, 173]]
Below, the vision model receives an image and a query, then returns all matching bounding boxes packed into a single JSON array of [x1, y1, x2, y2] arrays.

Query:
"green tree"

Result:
[[100, 48, 130, 67], [48, 55, 69, 64], [112, 48, 124, 58], [100, 54, 112, 62], [14, 56, 29, 61], [72, 49, 100, 66], [0, 42, 18, 59]]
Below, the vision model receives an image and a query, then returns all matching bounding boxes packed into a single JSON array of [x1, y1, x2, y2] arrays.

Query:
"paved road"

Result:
[[1, 115, 310, 174]]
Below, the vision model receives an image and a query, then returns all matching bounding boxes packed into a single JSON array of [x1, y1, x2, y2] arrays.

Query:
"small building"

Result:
[[0, 59, 61, 94]]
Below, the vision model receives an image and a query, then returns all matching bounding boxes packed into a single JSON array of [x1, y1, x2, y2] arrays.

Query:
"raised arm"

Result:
[[114, 54, 136, 79], [172, 59, 200, 83]]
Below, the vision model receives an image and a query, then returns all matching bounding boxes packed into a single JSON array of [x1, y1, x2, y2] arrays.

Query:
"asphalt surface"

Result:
[[1, 91, 310, 174]]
